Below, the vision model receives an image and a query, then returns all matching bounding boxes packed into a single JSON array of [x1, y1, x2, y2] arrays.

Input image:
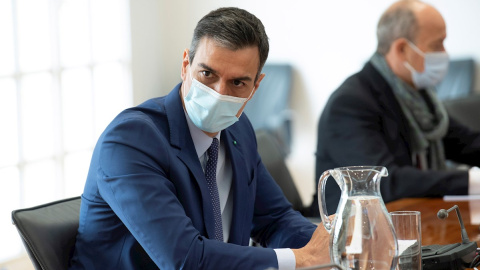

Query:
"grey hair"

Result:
[[188, 7, 269, 81], [376, 1, 418, 55]]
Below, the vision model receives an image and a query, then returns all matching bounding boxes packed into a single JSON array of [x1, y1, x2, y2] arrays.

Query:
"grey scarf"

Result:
[[370, 53, 449, 170]]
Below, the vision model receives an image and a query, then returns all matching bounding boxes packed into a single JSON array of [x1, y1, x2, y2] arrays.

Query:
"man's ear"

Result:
[[391, 38, 409, 62], [181, 49, 190, 81]]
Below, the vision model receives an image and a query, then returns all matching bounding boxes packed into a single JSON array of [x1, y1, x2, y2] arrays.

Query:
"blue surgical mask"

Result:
[[404, 41, 449, 89], [183, 78, 254, 133]]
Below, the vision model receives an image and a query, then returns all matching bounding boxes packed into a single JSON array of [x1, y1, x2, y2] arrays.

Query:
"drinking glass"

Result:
[[390, 211, 422, 270]]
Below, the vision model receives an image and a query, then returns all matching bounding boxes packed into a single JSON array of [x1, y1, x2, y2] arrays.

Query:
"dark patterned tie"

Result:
[[205, 138, 223, 241]]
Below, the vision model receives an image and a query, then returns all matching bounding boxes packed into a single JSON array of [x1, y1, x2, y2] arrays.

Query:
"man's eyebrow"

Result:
[[199, 63, 217, 74], [233, 75, 253, 82], [198, 63, 253, 82]]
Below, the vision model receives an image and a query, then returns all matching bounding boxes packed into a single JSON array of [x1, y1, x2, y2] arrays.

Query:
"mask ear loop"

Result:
[[404, 40, 426, 76], [236, 85, 257, 118], [407, 40, 426, 57], [244, 77, 259, 102], [244, 72, 263, 101], [245, 86, 255, 101]]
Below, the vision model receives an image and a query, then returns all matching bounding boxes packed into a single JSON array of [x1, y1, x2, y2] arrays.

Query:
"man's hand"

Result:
[[292, 224, 331, 268]]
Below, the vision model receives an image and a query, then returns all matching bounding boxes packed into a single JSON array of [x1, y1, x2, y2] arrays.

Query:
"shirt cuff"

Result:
[[468, 167, 480, 195], [274, 248, 296, 270]]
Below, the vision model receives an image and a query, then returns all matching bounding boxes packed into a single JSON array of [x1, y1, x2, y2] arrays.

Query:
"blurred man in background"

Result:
[[310, 0, 480, 216]]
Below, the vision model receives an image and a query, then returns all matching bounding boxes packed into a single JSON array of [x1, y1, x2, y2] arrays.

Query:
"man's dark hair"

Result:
[[189, 7, 269, 81]]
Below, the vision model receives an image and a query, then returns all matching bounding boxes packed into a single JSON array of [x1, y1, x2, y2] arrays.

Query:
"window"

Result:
[[0, 0, 132, 263]]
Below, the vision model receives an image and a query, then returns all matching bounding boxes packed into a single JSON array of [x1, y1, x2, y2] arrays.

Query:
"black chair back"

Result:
[[12, 196, 81, 270], [255, 130, 306, 214], [444, 95, 480, 132]]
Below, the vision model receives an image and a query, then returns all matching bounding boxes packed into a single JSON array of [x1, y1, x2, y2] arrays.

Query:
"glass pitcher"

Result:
[[318, 166, 398, 270]]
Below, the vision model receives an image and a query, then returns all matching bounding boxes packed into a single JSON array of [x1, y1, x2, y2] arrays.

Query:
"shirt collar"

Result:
[[183, 109, 221, 158]]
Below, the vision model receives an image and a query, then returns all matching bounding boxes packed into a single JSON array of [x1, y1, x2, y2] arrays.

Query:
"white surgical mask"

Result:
[[183, 77, 254, 133], [404, 41, 449, 89]]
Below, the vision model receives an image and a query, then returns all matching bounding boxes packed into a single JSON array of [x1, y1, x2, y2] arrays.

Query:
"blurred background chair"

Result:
[[443, 95, 480, 169], [244, 63, 294, 157], [444, 94, 480, 132], [11, 196, 81, 270], [255, 129, 308, 215], [436, 58, 475, 100]]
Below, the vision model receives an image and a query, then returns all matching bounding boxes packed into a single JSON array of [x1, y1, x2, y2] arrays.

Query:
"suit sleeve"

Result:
[[318, 82, 469, 204], [96, 116, 278, 270]]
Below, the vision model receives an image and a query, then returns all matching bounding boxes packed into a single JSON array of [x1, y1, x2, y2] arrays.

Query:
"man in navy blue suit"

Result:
[[69, 7, 329, 270]]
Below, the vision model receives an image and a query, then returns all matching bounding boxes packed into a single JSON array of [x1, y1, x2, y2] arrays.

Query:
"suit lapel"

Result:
[[362, 63, 410, 145], [164, 84, 217, 240], [222, 129, 250, 245]]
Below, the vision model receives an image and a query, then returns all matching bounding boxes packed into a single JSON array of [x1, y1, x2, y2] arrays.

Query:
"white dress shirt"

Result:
[[184, 111, 295, 270]]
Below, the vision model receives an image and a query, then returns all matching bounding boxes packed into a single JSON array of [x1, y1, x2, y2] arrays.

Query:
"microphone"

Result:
[[437, 209, 449, 219], [436, 205, 470, 244], [422, 204, 478, 269]]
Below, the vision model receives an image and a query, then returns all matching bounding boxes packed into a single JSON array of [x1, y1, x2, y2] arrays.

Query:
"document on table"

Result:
[[443, 195, 480, 201], [443, 195, 480, 224]]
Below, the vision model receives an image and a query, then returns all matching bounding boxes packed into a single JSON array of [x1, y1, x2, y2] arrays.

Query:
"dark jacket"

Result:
[[310, 62, 480, 216]]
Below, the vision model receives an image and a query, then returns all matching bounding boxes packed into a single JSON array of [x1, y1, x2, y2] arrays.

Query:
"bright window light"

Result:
[[61, 68, 94, 152], [0, 0, 15, 76], [17, 0, 52, 72], [91, 0, 129, 62], [0, 0, 131, 264], [59, 0, 91, 67], [64, 150, 92, 198], [20, 73, 55, 161], [0, 79, 18, 166], [0, 167, 22, 260], [93, 62, 132, 136], [23, 159, 58, 208]]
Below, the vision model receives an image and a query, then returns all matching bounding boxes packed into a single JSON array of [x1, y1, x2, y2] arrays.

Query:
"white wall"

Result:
[[130, 0, 480, 206]]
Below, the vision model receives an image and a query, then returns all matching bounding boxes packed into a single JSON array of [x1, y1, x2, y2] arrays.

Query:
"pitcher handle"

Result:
[[318, 169, 334, 234]]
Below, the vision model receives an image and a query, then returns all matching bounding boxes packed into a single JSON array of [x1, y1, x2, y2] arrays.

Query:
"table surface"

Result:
[[386, 197, 480, 246]]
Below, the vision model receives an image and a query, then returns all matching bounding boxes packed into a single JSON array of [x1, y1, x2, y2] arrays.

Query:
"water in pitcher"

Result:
[[333, 195, 397, 270]]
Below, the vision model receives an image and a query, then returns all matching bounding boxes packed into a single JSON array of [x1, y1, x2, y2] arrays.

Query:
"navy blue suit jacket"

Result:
[[69, 83, 316, 270]]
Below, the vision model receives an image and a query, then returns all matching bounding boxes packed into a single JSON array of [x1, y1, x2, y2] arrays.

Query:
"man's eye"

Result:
[[202, 71, 211, 77], [233, 80, 244, 86]]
